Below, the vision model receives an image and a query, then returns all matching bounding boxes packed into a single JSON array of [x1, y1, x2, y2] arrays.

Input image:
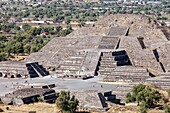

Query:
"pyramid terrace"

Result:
[[1, 14, 170, 111]]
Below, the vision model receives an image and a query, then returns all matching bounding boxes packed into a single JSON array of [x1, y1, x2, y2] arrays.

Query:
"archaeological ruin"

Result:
[[1, 88, 57, 105], [1, 14, 170, 111]]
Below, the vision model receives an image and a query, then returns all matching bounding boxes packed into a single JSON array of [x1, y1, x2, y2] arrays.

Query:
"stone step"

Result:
[[101, 57, 115, 60], [104, 78, 147, 82], [114, 66, 147, 73], [0, 67, 27, 71], [114, 87, 132, 91], [147, 82, 170, 86], [63, 61, 82, 64], [58, 65, 80, 70], [60, 62, 81, 67], [98, 45, 115, 49], [101, 52, 113, 56], [98, 71, 111, 75], [112, 91, 128, 96], [56, 69, 79, 74], [98, 68, 115, 72], [110, 76, 150, 80], [100, 61, 116, 65], [111, 72, 149, 76], [146, 79, 170, 82], [99, 65, 116, 68], [159, 73, 170, 76], [70, 56, 84, 59]]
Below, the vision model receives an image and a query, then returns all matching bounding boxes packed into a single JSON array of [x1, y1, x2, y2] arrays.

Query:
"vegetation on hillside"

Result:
[[0, 0, 170, 62], [1, 0, 170, 24], [0, 23, 73, 61]]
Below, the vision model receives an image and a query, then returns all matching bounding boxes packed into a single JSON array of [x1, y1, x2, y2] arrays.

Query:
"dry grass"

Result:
[[106, 105, 166, 113], [0, 102, 167, 113], [106, 105, 140, 113], [0, 102, 60, 113], [9, 55, 28, 61]]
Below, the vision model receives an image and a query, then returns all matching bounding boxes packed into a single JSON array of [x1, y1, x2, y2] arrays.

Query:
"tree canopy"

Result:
[[0, 23, 73, 61], [126, 84, 161, 113], [56, 91, 79, 113]]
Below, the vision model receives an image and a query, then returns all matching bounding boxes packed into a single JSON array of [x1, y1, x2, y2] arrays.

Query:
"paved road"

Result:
[[0, 75, 117, 96]]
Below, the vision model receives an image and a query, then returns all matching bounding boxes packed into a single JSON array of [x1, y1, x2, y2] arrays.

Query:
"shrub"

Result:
[[139, 101, 148, 113], [56, 91, 79, 113], [126, 84, 161, 108]]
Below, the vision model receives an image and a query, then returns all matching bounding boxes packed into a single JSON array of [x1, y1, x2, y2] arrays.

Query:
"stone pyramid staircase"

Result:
[[98, 50, 132, 76], [55, 51, 86, 78]]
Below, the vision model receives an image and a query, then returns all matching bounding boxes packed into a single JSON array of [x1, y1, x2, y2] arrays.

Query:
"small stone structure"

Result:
[[1, 88, 57, 105], [0, 61, 49, 78]]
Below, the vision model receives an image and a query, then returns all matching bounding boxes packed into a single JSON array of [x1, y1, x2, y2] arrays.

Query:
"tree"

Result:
[[65, 17, 71, 25], [0, 35, 7, 41], [56, 91, 79, 113], [15, 42, 24, 55], [22, 24, 31, 31], [126, 84, 161, 108], [60, 26, 73, 36], [0, 53, 6, 61], [139, 101, 148, 113], [126, 92, 135, 103], [30, 45, 39, 53], [55, 26, 62, 33], [24, 44, 31, 54]]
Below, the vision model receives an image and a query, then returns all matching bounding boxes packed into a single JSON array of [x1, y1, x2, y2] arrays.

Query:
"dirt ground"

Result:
[[106, 105, 165, 113], [9, 55, 28, 61], [0, 102, 166, 113], [0, 102, 60, 113]]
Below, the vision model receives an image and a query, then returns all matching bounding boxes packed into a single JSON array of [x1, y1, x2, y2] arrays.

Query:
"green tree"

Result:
[[30, 45, 39, 53], [0, 35, 7, 41], [0, 53, 6, 61], [139, 101, 148, 113], [60, 26, 73, 36], [126, 84, 161, 108], [56, 91, 79, 113], [24, 44, 31, 54], [15, 42, 24, 55], [126, 92, 135, 103], [22, 24, 31, 31]]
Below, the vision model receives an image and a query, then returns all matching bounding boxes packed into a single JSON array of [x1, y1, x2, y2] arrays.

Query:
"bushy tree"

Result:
[[0, 53, 6, 61], [0, 20, 73, 62], [139, 101, 148, 113], [22, 24, 31, 31], [0, 35, 7, 41], [126, 92, 135, 103], [126, 84, 161, 113], [56, 91, 79, 113], [60, 26, 73, 36]]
